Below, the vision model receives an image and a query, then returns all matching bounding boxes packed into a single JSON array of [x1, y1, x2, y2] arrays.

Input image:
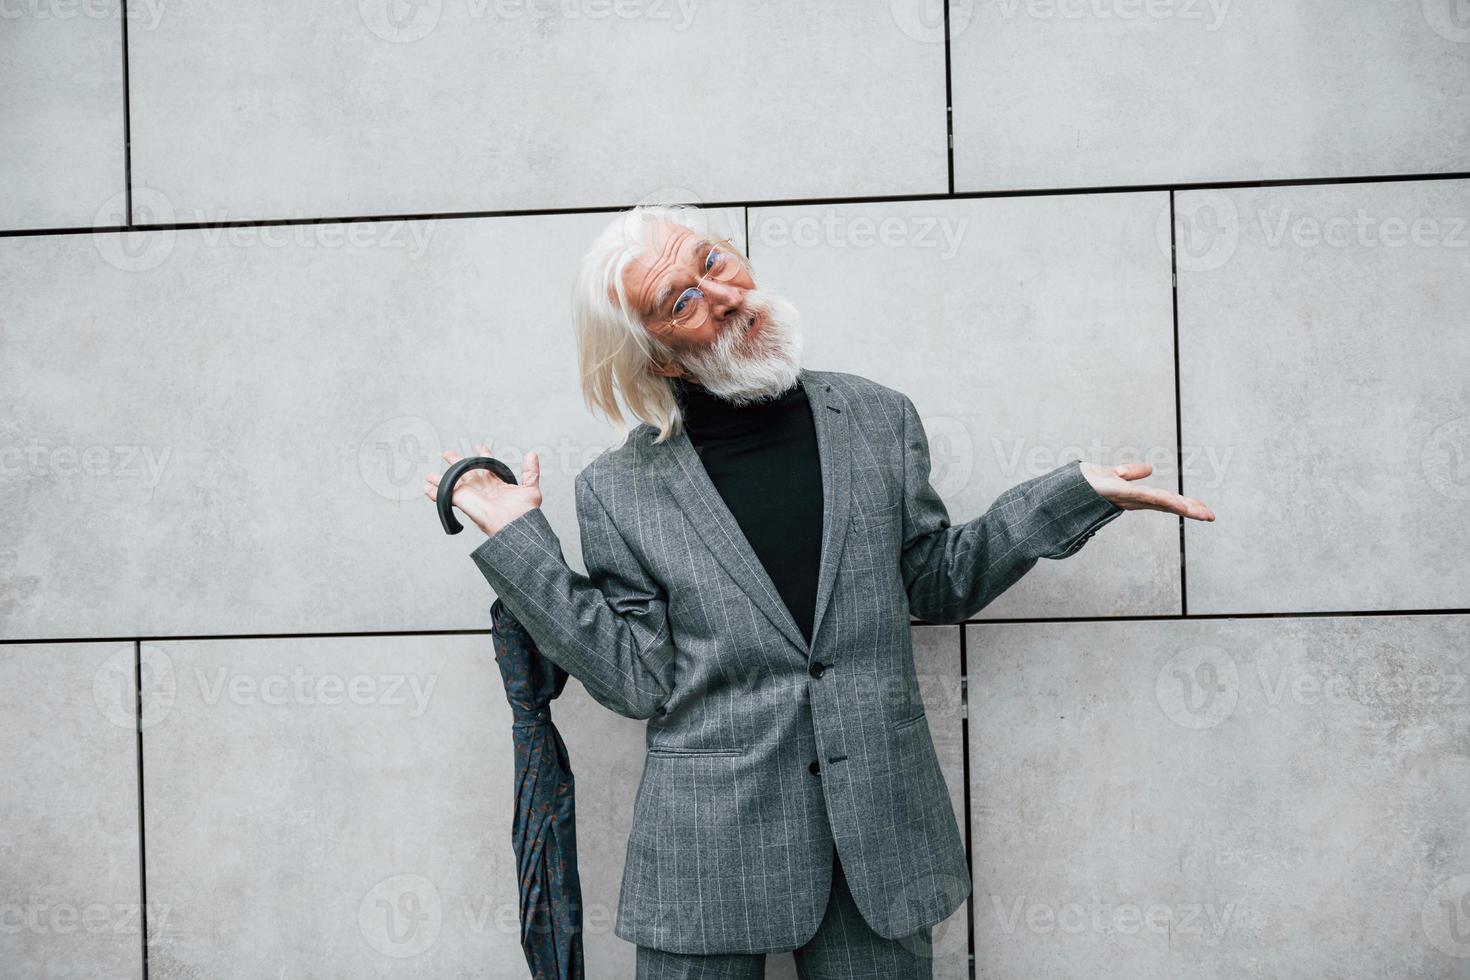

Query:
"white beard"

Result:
[[671, 288, 806, 406]]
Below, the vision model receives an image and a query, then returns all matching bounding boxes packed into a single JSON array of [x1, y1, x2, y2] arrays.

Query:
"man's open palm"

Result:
[[424, 442, 543, 536], [1079, 461, 1215, 521]]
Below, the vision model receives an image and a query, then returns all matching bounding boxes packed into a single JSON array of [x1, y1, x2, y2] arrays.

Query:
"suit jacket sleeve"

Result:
[[898, 393, 1124, 624], [468, 470, 676, 721]]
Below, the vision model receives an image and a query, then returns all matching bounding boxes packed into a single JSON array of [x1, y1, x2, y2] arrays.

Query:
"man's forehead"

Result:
[[623, 222, 701, 313]]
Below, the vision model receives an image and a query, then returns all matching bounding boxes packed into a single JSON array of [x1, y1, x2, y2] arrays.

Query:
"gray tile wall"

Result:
[[0, 643, 144, 978], [0, 2, 126, 229], [967, 615, 1470, 978], [2, 4, 1466, 978]]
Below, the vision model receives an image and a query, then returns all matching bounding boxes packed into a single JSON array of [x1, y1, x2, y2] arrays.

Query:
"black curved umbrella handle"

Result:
[[437, 456, 519, 535]]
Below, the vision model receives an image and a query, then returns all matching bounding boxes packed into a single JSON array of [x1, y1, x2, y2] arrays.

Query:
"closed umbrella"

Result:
[[436, 454, 585, 980], [491, 595, 585, 980]]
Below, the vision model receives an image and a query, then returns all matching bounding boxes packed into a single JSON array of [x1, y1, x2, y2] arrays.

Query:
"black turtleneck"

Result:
[[672, 375, 824, 647]]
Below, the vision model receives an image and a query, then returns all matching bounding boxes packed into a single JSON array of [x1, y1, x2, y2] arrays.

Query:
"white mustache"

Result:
[[718, 302, 760, 337], [671, 288, 804, 405], [729, 291, 785, 337]]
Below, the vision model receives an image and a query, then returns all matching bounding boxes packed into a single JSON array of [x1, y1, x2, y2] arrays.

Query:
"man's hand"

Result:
[[424, 442, 543, 536], [1078, 461, 1215, 521]]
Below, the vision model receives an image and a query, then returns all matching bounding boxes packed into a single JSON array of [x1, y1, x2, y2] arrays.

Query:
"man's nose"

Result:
[[702, 278, 747, 320]]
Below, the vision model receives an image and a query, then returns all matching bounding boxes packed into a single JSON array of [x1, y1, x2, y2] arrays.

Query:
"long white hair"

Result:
[[571, 204, 713, 445]]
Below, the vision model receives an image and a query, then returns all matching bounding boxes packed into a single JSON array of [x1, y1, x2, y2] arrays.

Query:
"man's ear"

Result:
[[648, 359, 682, 379]]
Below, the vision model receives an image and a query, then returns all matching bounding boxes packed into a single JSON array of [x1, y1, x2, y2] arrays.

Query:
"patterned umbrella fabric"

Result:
[[490, 596, 585, 980]]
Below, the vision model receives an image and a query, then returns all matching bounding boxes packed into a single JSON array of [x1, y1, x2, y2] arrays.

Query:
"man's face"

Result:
[[620, 220, 804, 404], [622, 222, 756, 354]]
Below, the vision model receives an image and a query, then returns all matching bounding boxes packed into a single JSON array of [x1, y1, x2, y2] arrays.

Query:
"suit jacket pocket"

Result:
[[892, 709, 928, 733], [646, 744, 745, 757]]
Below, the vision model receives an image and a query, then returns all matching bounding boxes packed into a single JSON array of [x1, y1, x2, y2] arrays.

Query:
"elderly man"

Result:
[[426, 205, 1214, 978]]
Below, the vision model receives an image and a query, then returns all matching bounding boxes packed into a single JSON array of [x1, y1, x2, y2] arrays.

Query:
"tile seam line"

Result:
[[1170, 188, 1189, 617], [120, 0, 133, 227], [942, 0, 956, 196], [957, 624, 977, 979], [133, 638, 150, 980], [4, 169, 1469, 239], [5, 607, 1469, 646]]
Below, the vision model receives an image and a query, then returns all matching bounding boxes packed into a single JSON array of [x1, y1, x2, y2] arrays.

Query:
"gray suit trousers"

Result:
[[635, 845, 935, 979]]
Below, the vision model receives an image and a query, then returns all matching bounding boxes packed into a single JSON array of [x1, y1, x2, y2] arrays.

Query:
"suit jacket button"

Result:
[[808, 760, 821, 776], [808, 661, 826, 678]]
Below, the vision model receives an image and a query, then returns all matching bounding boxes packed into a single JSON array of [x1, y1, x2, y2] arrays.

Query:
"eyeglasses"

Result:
[[662, 238, 755, 332]]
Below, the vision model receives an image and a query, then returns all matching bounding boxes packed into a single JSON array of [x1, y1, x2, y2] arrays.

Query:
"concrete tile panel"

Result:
[[0, 0, 126, 230], [128, 3, 947, 221], [1176, 178, 1470, 614], [0, 641, 143, 978], [966, 614, 1470, 978], [951, 0, 1470, 191]]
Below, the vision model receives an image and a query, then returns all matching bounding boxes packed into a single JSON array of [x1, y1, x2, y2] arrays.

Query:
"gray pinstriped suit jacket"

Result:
[[469, 367, 1123, 954]]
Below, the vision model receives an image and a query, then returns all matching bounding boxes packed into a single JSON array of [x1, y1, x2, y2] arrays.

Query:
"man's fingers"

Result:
[[1137, 486, 1184, 515], [1182, 496, 1216, 521], [1113, 462, 1153, 481], [426, 441, 513, 521], [476, 443, 509, 483], [1150, 488, 1214, 521], [522, 451, 540, 488], [423, 471, 453, 502], [1132, 484, 1215, 521]]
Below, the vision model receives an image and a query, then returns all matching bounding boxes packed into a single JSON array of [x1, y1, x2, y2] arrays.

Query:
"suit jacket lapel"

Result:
[[806, 373, 852, 658], [651, 367, 852, 663]]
